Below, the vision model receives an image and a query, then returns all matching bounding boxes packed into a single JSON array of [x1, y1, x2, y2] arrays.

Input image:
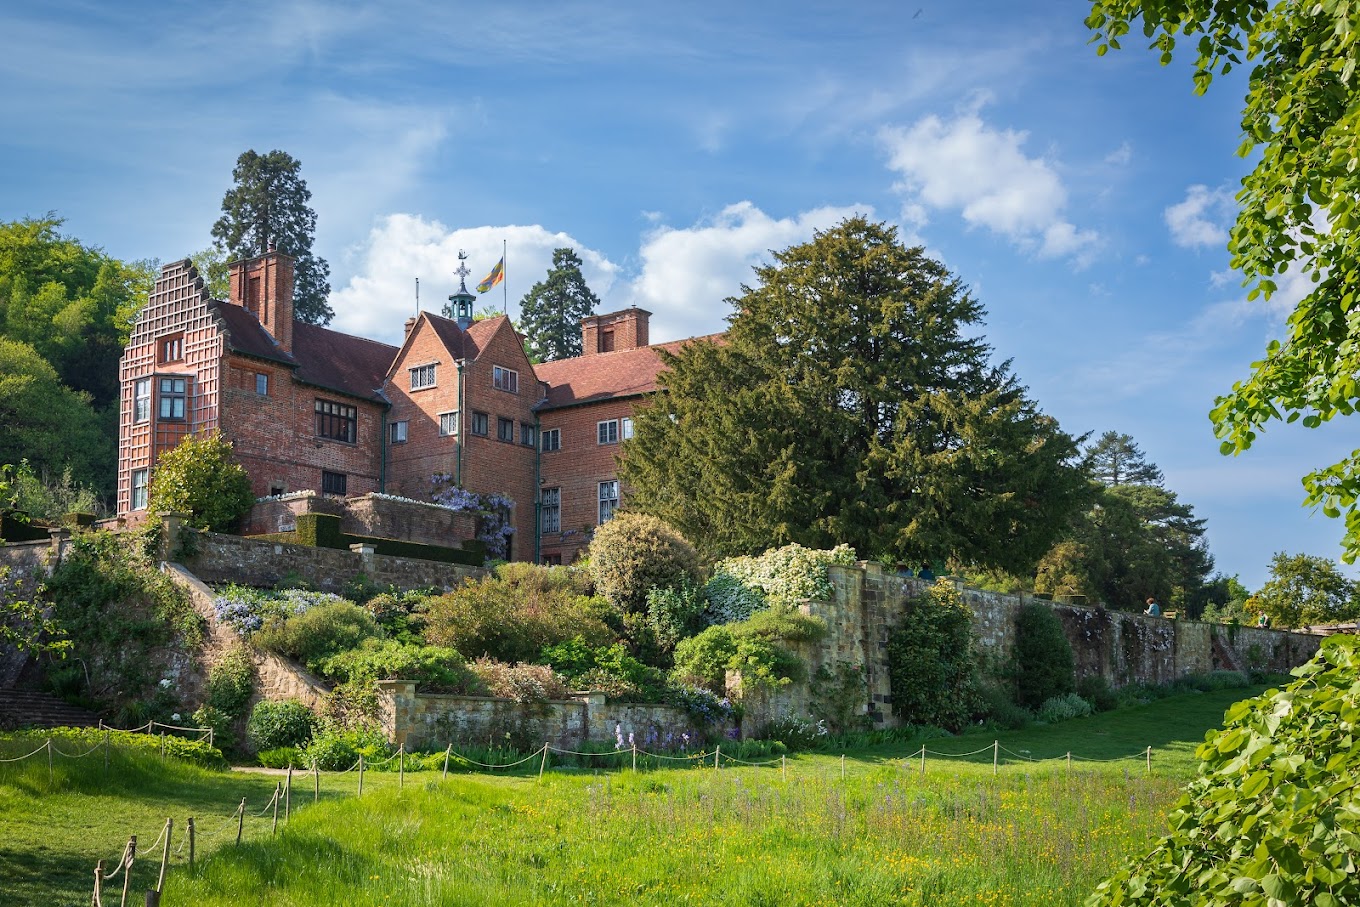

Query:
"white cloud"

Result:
[[1164, 184, 1235, 249], [1104, 142, 1133, 166], [330, 215, 621, 344], [879, 111, 1097, 262], [626, 201, 873, 341]]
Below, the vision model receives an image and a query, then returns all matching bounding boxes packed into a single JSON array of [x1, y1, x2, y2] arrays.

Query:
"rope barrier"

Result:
[[545, 745, 633, 757], [447, 748, 546, 769], [635, 749, 709, 762], [923, 744, 996, 758], [717, 754, 782, 767], [149, 721, 212, 734], [0, 742, 51, 763], [50, 741, 104, 759]]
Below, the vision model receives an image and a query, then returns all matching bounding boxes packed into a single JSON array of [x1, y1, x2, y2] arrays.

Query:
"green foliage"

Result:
[[1076, 674, 1118, 712], [146, 432, 254, 532], [621, 216, 1088, 571], [205, 643, 255, 717], [8, 460, 103, 521], [191, 704, 236, 754], [0, 563, 70, 656], [1088, 0, 1360, 563], [246, 699, 317, 752], [211, 149, 332, 325], [1255, 551, 1359, 629], [1013, 602, 1075, 711], [707, 543, 857, 621], [1036, 693, 1093, 724], [645, 578, 706, 652], [300, 730, 361, 770], [541, 637, 668, 702], [671, 605, 824, 695], [189, 245, 229, 300], [588, 512, 701, 614], [885, 580, 981, 731], [466, 659, 572, 703], [1088, 641, 1360, 907], [1082, 430, 1164, 487], [256, 746, 303, 769], [0, 337, 111, 495], [514, 247, 600, 361], [424, 563, 612, 664], [42, 529, 201, 718], [319, 639, 484, 694], [809, 663, 869, 734], [253, 601, 381, 673]]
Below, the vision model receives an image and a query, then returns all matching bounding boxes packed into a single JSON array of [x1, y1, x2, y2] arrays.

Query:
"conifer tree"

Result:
[[517, 248, 599, 361]]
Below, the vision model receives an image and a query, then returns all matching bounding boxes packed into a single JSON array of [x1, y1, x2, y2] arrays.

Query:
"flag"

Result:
[[476, 257, 504, 294]]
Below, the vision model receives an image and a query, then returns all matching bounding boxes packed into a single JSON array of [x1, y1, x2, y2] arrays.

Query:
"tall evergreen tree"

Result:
[[621, 217, 1089, 571], [211, 150, 333, 325], [517, 248, 599, 361], [1083, 430, 1164, 486]]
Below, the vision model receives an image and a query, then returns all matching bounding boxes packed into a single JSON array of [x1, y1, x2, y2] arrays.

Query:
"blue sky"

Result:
[[1, 0, 1352, 589]]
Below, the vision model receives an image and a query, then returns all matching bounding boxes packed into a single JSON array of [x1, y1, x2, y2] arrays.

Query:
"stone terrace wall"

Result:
[[376, 682, 718, 752], [241, 492, 477, 549], [739, 563, 1323, 735], [182, 531, 484, 594]]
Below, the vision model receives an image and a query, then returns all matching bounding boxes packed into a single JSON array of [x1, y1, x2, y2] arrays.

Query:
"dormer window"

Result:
[[409, 363, 437, 390]]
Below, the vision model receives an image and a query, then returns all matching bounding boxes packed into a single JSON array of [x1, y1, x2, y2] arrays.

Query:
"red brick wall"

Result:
[[386, 316, 540, 559], [117, 260, 224, 514], [222, 351, 384, 501], [581, 308, 650, 356], [228, 252, 294, 353], [538, 397, 638, 564]]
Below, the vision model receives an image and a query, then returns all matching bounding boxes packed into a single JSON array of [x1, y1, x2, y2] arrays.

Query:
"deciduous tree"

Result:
[[621, 217, 1089, 571], [1255, 551, 1358, 629], [211, 149, 332, 325], [146, 432, 254, 532], [517, 248, 600, 361], [1087, 0, 1360, 562]]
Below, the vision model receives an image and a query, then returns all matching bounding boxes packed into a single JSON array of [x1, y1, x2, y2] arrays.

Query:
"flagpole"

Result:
[[502, 238, 508, 316]]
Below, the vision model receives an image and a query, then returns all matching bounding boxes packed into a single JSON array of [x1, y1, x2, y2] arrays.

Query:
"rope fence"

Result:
[[0, 731, 1165, 906]]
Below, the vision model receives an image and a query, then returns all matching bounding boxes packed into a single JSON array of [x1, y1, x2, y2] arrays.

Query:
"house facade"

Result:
[[116, 251, 699, 563]]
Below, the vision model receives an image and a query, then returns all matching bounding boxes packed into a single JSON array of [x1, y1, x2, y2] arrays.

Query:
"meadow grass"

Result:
[[0, 686, 1265, 906]]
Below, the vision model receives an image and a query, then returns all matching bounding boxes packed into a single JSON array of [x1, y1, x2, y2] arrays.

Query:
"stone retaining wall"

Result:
[[242, 492, 477, 549]]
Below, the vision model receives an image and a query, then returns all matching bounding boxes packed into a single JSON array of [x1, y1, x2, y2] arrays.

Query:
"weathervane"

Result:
[[455, 249, 471, 290]]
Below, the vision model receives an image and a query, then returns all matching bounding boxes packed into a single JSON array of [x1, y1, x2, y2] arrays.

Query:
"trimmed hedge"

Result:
[[255, 513, 484, 566], [1, 512, 51, 542]]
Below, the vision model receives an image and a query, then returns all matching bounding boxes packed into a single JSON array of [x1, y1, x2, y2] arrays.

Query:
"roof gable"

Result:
[[533, 336, 716, 410]]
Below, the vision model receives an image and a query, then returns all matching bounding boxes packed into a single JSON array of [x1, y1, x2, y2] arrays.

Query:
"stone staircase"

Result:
[[0, 689, 101, 730]]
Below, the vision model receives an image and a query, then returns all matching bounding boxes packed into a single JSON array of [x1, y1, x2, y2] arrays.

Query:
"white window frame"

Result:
[[133, 378, 151, 423], [255, 372, 269, 396], [541, 428, 561, 452], [409, 363, 437, 390], [131, 469, 149, 511], [597, 419, 619, 445], [520, 423, 536, 447], [621, 416, 634, 441], [439, 411, 459, 437], [493, 365, 519, 394], [541, 487, 561, 534], [598, 480, 619, 524], [390, 420, 408, 444], [158, 377, 187, 421], [471, 412, 489, 436]]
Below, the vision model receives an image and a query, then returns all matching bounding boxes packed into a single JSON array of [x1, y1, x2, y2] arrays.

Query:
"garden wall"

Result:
[[179, 530, 484, 594], [375, 681, 719, 752], [242, 492, 478, 549], [739, 563, 1323, 735]]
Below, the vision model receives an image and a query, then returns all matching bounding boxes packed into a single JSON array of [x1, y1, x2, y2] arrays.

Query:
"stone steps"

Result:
[[0, 689, 101, 730]]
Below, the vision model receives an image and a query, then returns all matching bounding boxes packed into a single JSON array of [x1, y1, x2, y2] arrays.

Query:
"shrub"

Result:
[[670, 626, 736, 692], [886, 580, 980, 732], [300, 726, 394, 771], [1036, 692, 1094, 723], [146, 432, 254, 532], [976, 682, 1030, 730], [253, 601, 381, 672], [319, 639, 483, 693], [705, 543, 857, 624], [671, 606, 823, 695], [256, 746, 303, 769], [646, 579, 707, 652], [191, 704, 236, 753], [1076, 674, 1118, 712], [246, 699, 317, 751], [1012, 602, 1075, 710], [665, 684, 735, 726], [588, 513, 701, 613], [467, 659, 572, 703], [205, 643, 254, 717], [701, 570, 767, 624], [424, 564, 612, 663]]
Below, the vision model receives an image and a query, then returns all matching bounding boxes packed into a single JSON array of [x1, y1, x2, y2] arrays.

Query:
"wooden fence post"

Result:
[[399, 745, 405, 790], [714, 746, 720, 770], [358, 754, 364, 797], [271, 783, 280, 835], [632, 743, 637, 773], [841, 754, 846, 781], [538, 742, 548, 781], [443, 743, 451, 781], [285, 765, 293, 820], [1146, 745, 1152, 775], [187, 817, 195, 871], [47, 738, 53, 786], [314, 764, 320, 803], [781, 755, 786, 782], [919, 745, 925, 776], [92, 859, 104, 907], [104, 729, 110, 777], [235, 798, 245, 846], [993, 740, 999, 776]]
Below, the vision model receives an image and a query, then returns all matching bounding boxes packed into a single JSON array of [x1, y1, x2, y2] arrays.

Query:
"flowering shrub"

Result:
[[430, 475, 516, 560], [1036, 692, 1094, 723], [665, 684, 734, 726], [254, 601, 381, 673], [212, 584, 344, 636], [587, 513, 701, 613], [468, 658, 572, 703], [703, 543, 856, 625]]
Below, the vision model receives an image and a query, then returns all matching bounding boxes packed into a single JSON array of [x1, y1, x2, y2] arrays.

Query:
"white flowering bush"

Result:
[[703, 543, 856, 625]]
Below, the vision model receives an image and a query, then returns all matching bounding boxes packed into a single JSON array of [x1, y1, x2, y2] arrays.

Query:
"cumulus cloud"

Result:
[[330, 215, 620, 345], [627, 201, 873, 341], [879, 111, 1098, 263], [1164, 184, 1235, 249]]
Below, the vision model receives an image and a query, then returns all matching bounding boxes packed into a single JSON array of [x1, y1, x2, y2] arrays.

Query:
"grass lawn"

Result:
[[1, 685, 1269, 907]]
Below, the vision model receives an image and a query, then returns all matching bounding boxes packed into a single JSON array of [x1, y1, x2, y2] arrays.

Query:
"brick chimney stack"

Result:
[[228, 251, 295, 353], [581, 307, 651, 356]]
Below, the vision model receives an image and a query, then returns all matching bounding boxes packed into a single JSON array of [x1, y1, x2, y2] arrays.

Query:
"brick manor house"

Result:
[[116, 249, 702, 564]]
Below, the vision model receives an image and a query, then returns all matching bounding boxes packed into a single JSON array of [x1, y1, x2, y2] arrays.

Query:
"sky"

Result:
[[1, 0, 1353, 589]]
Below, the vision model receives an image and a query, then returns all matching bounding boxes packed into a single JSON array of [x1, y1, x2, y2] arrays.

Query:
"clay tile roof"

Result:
[[209, 301, 297, 367], [533, 336, 719, 410], [463, 314, 511, 359], [291, 322, 399, 403], [423, 311, 467, 360]]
